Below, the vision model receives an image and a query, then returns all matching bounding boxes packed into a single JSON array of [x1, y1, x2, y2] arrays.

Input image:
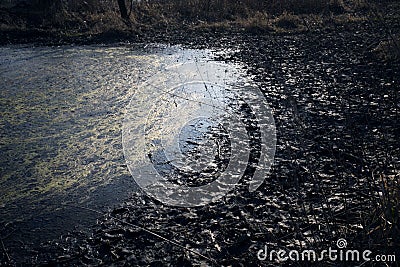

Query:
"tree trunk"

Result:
[[117, 0, 129, 21]]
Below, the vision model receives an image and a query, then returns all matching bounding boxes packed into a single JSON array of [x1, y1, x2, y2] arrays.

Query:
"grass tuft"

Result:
[[373, 36, 400, 62], [362, 173, 400, 250]]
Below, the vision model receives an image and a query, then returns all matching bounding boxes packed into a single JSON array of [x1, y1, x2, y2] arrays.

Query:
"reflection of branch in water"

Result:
[[194, 60, 209, 93], [147, 81, 231, 116]]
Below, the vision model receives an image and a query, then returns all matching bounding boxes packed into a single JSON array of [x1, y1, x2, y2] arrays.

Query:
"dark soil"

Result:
[[1, 3, 399, 267]]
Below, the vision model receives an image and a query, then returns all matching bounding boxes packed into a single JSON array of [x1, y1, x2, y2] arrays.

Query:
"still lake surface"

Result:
[[0, 43, 250, 253], [0, 44, 204, 245]]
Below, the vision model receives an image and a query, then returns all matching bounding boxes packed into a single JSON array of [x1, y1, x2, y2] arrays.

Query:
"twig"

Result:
[[62, 204, 217, 265], [302, 17, 311, 32], [0, 237, 11, 263]]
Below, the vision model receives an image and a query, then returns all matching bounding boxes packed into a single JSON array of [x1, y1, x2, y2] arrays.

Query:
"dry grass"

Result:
[[362, 173, 400, 249], [133, 0, 347, 23], [373, 36, 400, 62], [274, 12, 303, 30], [1, 0, 376, 35]]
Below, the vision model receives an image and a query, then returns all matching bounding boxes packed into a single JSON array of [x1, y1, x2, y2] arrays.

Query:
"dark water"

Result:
[[0, 44, 220, 255]]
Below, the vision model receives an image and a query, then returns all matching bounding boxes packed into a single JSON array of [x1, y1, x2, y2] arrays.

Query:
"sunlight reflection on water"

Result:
[[0, 43, 221, 245]]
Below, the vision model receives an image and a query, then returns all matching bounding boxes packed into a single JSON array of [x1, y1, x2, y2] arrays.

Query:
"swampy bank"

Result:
[[1, 0, 399, 265]]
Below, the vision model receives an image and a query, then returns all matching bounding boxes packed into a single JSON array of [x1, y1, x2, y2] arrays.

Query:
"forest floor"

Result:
[[1, 2, 399, 266]]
